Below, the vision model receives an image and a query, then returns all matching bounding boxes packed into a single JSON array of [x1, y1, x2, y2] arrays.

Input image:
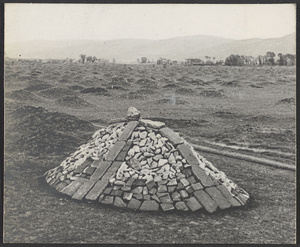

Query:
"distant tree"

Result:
[[137, 58, 140, 64], [225, 54, 244, 66], [92, 56, 97, 63], [80, 54, 86, 63], [266, 51, 276, 65], [86, 56, 93, 63], [141, 57, 147, 63], [277, 53, 284, 65], [112, 58, 116, 64]]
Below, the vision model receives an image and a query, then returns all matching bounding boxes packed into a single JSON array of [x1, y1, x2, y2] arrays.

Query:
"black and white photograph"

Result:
[[3, 3, 296, 244]]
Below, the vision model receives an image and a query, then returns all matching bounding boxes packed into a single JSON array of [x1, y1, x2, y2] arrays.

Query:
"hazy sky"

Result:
[[5, 4, 296, 43]]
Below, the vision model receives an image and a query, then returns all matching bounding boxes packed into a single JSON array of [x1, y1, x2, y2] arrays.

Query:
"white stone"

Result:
[[127, 107, 140, 119], [139, 131, 148, 139], [139, 139, 147, 146], [158, 159, 168, 167]]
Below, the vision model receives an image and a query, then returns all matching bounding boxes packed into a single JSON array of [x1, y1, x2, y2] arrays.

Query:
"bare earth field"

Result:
[[4, 62, 296, 243]]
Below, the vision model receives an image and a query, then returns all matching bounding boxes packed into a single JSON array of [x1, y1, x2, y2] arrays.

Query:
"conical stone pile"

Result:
[[44, 107, 249, 212]]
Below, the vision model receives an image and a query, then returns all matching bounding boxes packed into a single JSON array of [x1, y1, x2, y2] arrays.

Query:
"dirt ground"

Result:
[[3, 61, 296, 243]]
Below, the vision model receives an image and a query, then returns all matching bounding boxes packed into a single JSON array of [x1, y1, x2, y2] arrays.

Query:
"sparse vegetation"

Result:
[[4, 61, 296, 243]]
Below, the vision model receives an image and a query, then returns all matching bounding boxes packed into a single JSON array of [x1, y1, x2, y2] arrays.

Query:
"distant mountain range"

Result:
[[5, 33, 295, 62]]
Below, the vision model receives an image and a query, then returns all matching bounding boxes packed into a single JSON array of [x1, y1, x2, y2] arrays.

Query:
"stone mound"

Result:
[[44, 107, 249, 212]]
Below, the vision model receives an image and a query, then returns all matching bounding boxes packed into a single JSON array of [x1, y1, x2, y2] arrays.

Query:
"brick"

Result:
[[104, 187, 113, 194], [193, 189, 218, 213], [182, 168, 192, 177], [209, 174, 220, 186], [217, 185, 241, 207], [177, 144, 198, 166], [72, 180, 97, 200], [102, 161, 123, 180], [175, 201, 189, 211], [205, 187, 232, 210], [185, 197, 203, 212], [236, 193, 248, 205], [110, 190, 123, 197], [172, 191, 181, 201], [180, 178, 190, 187], [84, 166, 96, 176], [60, 177, 87, 196], [116, 141, 133, 161], [90, 161, 112, 180], [160, 194, 172, 204], [168, 186, 176, 193], [161, 203, 175, 211], [191, 165, 215, 187], [177, 182, 185, 190], [114, 196, 127, 208], [179, 190, 189, 198], [159, 127, 183, 146], [191, 182, 204, 191], [187, 176, 197, 184], [119, 121, 139, 141], [101, 196, 114, 205], [85, 179, 109, 201], [140, 200, 159, 211], [127, 198, 142, 210], [105, 141, 126, 161], [55, 182, 68, 192], [186, 186, 194, 194]]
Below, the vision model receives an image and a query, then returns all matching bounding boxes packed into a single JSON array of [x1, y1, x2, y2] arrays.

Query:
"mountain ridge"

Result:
[[5, 33, 295, 62]]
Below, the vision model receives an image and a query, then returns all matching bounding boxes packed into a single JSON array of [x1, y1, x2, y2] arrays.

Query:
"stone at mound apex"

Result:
[[127, 107, 140, 120], [44, 107, 250, 213]]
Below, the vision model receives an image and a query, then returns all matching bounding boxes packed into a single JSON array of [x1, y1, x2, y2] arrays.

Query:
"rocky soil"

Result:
[[3, 61, 296, 243]]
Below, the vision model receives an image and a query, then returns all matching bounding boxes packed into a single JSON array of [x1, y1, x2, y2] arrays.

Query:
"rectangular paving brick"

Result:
[[194, 189, 218, 213], [84, 166, 96, 175], [102, 161, 123, 180], [191, 165, 215, 187], [90, 160, 112, 180], [85, 179, 109, 201], [205, 187, 232, 210], [191, 182, 204, 191], [217, 185, 241, 207], [119, 121, 139, 141], [55, 182, 68, 192], [185, 197, 203, 211], [72, 179, 98, 200], [159, 127, 183, 146], [87, 161, 123, 200], [116, 141, 132, 161], [105, 141, 126, 161], [177, 143, 199, 166], [60, 177, 87, 196]]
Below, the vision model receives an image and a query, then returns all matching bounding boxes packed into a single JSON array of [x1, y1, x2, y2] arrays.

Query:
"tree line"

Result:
[[225, 52, 296, 66]]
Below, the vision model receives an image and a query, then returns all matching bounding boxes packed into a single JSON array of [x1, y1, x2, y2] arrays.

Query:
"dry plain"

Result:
[[4, 61, 296, 243]]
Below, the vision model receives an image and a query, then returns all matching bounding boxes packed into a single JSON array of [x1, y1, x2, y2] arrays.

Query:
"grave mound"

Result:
[[44, 107, 249, 212]]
